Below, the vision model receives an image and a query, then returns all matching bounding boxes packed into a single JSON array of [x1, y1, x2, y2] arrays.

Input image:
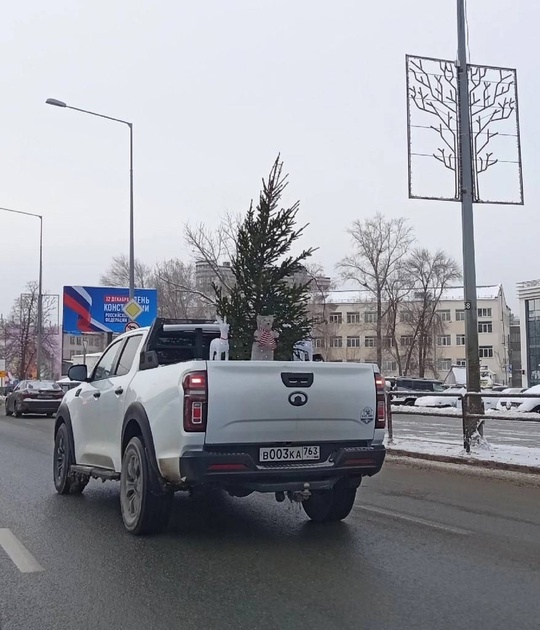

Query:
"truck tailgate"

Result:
[[204, 361, 377, 445]]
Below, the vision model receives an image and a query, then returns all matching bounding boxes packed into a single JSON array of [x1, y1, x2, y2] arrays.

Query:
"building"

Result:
[[509, 316, 522, 387], [194, 261, 235, 297], [517, 280, 540, 388], [62, 333, 107, 363], [311, 284, 511, 384]]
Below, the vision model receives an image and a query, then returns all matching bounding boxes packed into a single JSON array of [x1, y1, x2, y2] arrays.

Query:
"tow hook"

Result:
[[287, 483, 311, 503]]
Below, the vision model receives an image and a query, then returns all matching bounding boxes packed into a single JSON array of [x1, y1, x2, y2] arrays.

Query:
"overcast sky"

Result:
[[0, 0, 536, 320]]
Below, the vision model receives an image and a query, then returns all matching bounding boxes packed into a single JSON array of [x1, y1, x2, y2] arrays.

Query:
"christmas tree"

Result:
[[215, 157, 316, 360]]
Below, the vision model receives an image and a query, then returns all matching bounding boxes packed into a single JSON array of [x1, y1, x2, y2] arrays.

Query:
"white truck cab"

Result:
[[53, 319, 387, 535]]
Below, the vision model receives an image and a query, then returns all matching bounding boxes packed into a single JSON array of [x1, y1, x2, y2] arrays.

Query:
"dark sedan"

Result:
[[5, 380, 64, 417]]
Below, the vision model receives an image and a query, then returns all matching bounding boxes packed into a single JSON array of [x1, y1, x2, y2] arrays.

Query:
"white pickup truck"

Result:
[[54, 319, 387, 535]]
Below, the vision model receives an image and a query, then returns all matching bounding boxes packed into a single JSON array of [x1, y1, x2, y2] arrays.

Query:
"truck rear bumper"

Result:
[[179, 444, 385, 493]]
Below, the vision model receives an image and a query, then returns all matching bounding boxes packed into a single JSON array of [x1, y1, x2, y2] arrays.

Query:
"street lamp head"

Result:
[[46, 98, 67, 108]]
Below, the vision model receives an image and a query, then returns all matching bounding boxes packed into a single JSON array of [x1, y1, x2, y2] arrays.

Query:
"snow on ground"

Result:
[[385, 435, 540, 468]]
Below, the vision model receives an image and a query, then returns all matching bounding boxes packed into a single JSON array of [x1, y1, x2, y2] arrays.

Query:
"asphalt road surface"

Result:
[[392, 411, 540, 449], [1, 409, 539, 630]]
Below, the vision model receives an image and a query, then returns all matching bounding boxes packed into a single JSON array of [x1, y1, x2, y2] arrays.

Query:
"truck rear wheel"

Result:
[[302, 481, 357, 523], [120, 436, 173, 535]]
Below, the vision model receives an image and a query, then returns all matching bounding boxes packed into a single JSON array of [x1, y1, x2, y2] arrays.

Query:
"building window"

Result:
[[364, 312, 377, 324], [478, 321, 493, 333], [438, 310, 451, 322], [76, 337, 82, 345], [400, 312, 413, 323], [456, 310, 465, 321], [330, 337, 343, 348], [70, 336, 76, 344], [346, 336, 361, 348], [437, 358, 452, 371], [478, 308, 492, 318], [437, 335, 451, 346], [456, 359, 466, 367], [382, 336, 394, 348], [456, 334, 466, 346], [382, 360, 397, 373], [329, 312, 342, 324], [400, 335, 413, 347], [312, 313, 324, 324], [365, 336, 376, 348], [313, 338, 325, 349], [69, 350, 77, 357], [526, 299, 540, 386], [479, 346, 494, 358], [346, 312, 361, 324]]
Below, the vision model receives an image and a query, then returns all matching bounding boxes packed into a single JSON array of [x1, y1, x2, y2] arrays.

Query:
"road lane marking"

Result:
[[356, 505, 470, 536], [0, 529, 44, 573]]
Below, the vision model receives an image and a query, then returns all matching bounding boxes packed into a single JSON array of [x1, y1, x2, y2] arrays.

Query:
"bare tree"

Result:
[[337, 215, 414, 368], [183, 212, 242, 298], [151, 259, 209, 319], [2, 282, 59, 379], [400, 249, 461, 377], [100, 254, 153, 288]]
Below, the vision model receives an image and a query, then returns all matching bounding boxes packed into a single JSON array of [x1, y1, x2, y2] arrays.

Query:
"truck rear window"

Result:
[[152, 332, 218, 365]]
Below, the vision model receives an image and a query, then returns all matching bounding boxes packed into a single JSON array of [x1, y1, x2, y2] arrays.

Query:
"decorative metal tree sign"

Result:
[[406, 55, 523, 205]]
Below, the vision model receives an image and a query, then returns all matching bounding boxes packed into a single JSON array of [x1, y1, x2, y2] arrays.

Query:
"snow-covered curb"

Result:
[[385, 437, 540, 472], [391, 405, 540, 421]]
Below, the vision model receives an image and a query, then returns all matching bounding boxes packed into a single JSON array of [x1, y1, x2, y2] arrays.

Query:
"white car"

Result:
[[496, 385, 540, 413], [53, 319, 387, 535], [414, 387, 466, 408]]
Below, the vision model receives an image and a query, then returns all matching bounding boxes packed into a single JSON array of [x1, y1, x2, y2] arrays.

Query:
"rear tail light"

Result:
[[374, 372, 388, 430], [182, 371, 207, 432]]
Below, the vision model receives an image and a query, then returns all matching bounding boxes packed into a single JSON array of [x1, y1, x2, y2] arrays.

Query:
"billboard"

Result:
[[63, 286, 158, 335]]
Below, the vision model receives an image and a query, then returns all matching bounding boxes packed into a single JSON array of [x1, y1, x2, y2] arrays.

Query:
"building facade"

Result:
[[311, 284, 511, 384], [62, 333, 107, 363], [517, 280, 540, 388]]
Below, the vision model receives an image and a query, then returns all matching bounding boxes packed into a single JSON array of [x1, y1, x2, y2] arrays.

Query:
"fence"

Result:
[[387, 391, 540, 453]]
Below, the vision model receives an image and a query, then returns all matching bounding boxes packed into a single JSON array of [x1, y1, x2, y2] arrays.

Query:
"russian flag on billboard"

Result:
[[62, 286, 158, 335]]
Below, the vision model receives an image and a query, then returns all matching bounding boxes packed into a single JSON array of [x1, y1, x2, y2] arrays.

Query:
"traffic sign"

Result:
[[123, 299, 143, 321], [464, 301, 472, 310], [125, 321, 141, 332]]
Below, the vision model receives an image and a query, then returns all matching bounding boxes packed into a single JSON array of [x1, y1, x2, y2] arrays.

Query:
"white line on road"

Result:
[[356, 505, 471, 536], [0, 528, 44, 573]]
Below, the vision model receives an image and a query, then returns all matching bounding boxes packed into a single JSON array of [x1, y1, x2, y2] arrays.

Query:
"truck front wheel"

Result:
[[120, 436, 173, 535], [302, 481, 357, 523]]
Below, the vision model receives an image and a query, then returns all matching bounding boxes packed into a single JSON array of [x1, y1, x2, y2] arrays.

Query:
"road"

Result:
[[1, 409, 540, 630], [392, 411, 540, 449]]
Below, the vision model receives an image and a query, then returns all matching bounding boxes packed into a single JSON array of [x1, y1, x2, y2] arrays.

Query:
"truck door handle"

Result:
[[93, 392, 101, 399], [281, 372, 314, 388], [115, 387, 124, 395]]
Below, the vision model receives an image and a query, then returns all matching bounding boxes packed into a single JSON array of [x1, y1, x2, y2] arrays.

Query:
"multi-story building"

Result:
[[517, 280, 540, 388], [62, 333, 107, 363], [509, 316, 522, 387], [311, 284, 511, 384], [194, 260, 235, 298]]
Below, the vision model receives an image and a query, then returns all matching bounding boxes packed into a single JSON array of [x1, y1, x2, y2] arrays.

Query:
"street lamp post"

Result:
[[0, 206, 43, 379], [45, 98, 135, 299]]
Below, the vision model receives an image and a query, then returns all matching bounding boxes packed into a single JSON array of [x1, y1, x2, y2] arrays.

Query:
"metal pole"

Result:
[[457, 0, 483, 444], [128, 123, 135, 300], [36, 216, 43, 379]]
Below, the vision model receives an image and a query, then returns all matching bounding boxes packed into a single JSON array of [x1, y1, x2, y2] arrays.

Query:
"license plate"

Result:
[[38, 395, 52, 399], [259, 446, 320, 463]]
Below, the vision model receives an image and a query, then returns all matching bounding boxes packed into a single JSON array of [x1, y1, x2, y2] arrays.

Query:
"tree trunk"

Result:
[[376, 291, 383, 368]]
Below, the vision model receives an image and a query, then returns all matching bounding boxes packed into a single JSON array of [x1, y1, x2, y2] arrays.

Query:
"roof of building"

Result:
[[325, 284, 502, 305]]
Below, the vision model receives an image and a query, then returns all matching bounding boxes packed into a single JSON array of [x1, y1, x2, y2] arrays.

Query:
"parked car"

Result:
[[391, 378, 444, 406], [5, 380, 64, 417], [414, 387, 466, 408], [53, 318, 387, 535], [496, 385, 540, 413]]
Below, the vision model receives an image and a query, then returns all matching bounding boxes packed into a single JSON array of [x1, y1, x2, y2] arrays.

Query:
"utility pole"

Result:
[[456, 0, 483, 439]]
